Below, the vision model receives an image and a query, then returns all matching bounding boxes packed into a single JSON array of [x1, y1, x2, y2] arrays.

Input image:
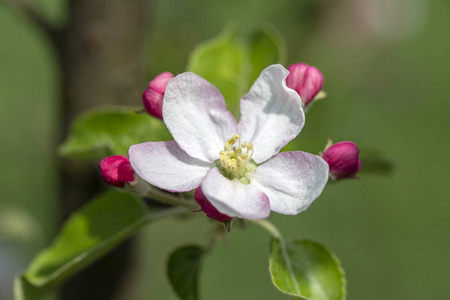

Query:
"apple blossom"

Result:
[[142, 72, 174, 119], [322, 141, 361, 180], [99, 155, 134, 187], [286, 63, 324, 108], [129, 65, 329, 219]]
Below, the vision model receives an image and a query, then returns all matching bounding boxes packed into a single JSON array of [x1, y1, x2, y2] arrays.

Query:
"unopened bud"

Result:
[[286, 63, 324, 108], [99, 155, 134, 187], [195, 187, 233, 226], [142, 72, 174, 119], [322, 141, 361, 180]]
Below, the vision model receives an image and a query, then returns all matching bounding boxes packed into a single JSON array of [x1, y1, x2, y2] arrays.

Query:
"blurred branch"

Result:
[[59, 1, 147, 299], [0, 0, 60, 43]]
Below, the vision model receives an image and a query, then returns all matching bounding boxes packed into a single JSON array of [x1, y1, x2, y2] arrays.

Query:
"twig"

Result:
[[146, 206, 191, 222], [0, 0, 59, 42], [145, 187, 200, 211]]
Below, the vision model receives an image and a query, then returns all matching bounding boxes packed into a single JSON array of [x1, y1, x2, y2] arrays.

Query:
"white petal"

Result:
[[238, 64, 304, 163], [201, 168, 270, 219], [163, 72, 237, 163], [251, 151, 329, 215], [129, 141, 213, 192]]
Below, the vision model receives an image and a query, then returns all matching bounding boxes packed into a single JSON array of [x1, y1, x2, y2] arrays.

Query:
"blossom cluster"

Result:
[[100, 64, 361, 224]]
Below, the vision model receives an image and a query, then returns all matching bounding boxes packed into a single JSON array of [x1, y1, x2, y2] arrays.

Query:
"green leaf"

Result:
[[248, 25, 287, 84], [187, 27, 249, 115], [167, 245, 205, 300], [14, 190, 148, 300], [269, 238, 346, 300], [59, 107, 170, 160], [186, 25, 287, 118]]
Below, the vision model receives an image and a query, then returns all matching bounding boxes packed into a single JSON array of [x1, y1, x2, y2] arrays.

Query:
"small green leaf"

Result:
[[186, 27, 250, 115], [14, 190, 148, 300], [59, 107, 170, 160], [269, 238, 346, 300], [187, 25, 287, 118], [167, 245, 204, 300], [248, 25, 287, 84]]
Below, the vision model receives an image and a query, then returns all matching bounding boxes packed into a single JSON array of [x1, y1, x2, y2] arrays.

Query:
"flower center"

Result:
[[218, 134, 256, 184]]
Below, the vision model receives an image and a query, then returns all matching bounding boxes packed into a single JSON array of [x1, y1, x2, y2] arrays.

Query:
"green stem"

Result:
[[204, 224, 227, 253], [127, 176, 199, 210], [249, 219, 283, 240], [145, 187, 199, 210], [145, 206, 191, 222]]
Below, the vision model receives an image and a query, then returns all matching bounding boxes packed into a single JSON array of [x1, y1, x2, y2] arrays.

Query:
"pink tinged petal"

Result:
[[286, 63, 324, 107], [286, 63, 308, 91], [142, 89, 164, 119], [251, 151, 329, 215], [195, 187, 233, 223], [322, 141, 361, 179], [300, 67, 324, 106], [163, 72, 237, 163], [201, 168, 270, 219], [149, 72, 174, 94], [128, 141, 213, 192], [238, 64, 304, 164], [142, 72, 174, 119], [99, 155, 134, 187]]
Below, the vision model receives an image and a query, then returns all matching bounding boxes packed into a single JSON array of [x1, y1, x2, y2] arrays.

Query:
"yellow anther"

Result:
[[219, 135, 254, 178]]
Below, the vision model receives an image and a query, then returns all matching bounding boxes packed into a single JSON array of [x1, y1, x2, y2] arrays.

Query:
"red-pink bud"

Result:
[[286, 63, 324, 107], [322, 141, 361, 180], [99, 155, 134, 187], [195, 187, 233, 223], [142, 72, 174, 119]]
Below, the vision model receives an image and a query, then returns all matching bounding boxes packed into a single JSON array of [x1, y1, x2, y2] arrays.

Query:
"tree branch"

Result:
[[0, 0, 59, 43]]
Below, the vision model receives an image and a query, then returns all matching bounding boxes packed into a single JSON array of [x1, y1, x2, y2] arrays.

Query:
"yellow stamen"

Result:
[[219, 135, 254, 179]]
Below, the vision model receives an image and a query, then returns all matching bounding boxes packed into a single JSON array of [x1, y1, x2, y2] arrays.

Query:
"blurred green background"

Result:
[[1, 0, 449, 299]]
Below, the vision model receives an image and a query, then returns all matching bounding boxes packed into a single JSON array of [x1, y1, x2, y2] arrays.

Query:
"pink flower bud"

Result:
[[322, 141, 361, 180], [286, 63, 324, 107], [142, 72, 174, 119], [195, 187, 233, 223], [99, 155, 134, 187]]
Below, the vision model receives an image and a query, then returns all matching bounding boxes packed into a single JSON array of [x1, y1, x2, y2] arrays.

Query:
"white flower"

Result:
[[129, 65, 329, 219]]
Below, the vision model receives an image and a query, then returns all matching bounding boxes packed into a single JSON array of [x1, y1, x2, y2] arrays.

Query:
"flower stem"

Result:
[[145, 206, 191, 222], [249, 219, 283, 240], [145, 187, 199, 210], [204, 224, 227, 253]]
